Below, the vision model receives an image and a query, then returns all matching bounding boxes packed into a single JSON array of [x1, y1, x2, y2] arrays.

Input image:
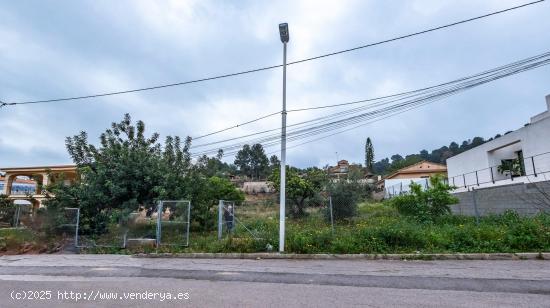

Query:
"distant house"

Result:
[[380, 161, 447, 197], [327, 160, 365, 180], [385, 161, 447, 180], [447, 94, 550, 192], [328, 160, 350, 178]]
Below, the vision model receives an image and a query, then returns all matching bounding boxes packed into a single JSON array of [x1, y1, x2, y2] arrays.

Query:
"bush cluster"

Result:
[[325, 181, 365, 221], [388, 175, 458, 222], [115, 208, 550, 254]]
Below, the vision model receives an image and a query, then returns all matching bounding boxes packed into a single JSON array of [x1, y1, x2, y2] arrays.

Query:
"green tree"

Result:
[[269, 167, 325, 218], [182, 175, 244, 230], [65, 114, 167, 220], [54, 113, 243, 233], [234, 144, 269, 179], [365, 137, 374, 173], [250, 144, 269, 179], [195, 152, 237, 178], [391, 154, 404, 164], [234, 144, 252, 177], [0, 194, 15, 226], [326, 181, 362, 221], [269, 155, 280, 173], [389, 175, 458, 222]]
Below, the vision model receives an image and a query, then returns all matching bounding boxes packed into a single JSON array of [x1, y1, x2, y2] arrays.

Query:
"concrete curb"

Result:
[[134, 252, 550, 260]]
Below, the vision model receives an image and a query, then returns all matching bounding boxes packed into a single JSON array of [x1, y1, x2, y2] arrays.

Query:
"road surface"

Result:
[[0, 255, 548, 307]]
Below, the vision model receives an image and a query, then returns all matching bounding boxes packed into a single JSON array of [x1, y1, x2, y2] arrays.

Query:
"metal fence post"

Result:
[[329, 196, 334, 235], [218, 200, 223, 240], [12, 204, 20, 227], [156, 201, 162, 247], [475, 171, 479, 186], [231, 202, 235, 234], [75, 207, 80, 248], [531, 156, 537, 177], [186, 201, 191, 247], [490, 167, 495, 183], [471, 188, 480, 225], [463, 174, 466, 188]]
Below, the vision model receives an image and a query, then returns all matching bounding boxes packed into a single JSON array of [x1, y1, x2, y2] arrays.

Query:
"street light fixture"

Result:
[[278, 22, 289, 253], [279, 23, 289, 43]]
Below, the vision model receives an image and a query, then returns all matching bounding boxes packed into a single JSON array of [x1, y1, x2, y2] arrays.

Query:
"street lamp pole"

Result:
[[278, 23, 289, 253]]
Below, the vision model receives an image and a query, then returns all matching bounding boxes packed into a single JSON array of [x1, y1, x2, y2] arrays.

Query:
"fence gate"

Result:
[[62, 207, 80, 247], [217, 200, 261, 241], [156, 200, 191, 247]]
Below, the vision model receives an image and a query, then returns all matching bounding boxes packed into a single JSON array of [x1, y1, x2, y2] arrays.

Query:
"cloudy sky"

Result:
[[1, 0, 549, 168]]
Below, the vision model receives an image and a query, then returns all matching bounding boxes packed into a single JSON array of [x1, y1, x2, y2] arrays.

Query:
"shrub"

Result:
[[326, 181, 363, 221], [389, 175, 458, 222], [186, 175, 245, 231], [0, 195, 15, 227], [269, 167, 326, 218]]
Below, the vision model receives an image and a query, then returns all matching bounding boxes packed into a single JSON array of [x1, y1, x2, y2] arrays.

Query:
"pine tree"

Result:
[[365, 137, 374, 173]]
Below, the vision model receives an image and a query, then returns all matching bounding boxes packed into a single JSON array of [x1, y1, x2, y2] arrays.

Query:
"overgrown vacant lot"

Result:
[[3, 202, 549, 255], [87, 202, 550, 255]]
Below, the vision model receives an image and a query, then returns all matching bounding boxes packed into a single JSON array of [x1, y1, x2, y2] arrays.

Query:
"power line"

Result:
[[190, 51, 550, 157], [3, 0, 544, 107], [287, 0, 545, 65], [189, 51, 550, 153], [192, 50, 548, 146], [192, 110, 281, 140]]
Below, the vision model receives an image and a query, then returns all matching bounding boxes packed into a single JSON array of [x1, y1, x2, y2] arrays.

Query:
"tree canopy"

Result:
[[365, 137, 374, 173], [372, 135, 494, 175], [234, 144, 270, 179], [47, 114, 243, 233], [269, 167, 327, 218]]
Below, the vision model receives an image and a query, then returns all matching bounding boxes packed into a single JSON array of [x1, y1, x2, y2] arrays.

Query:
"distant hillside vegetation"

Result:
[[373, 133, 510, 175]]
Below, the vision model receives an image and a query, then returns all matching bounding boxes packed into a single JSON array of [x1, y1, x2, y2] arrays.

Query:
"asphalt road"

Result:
[[0, 255, 549, 307]]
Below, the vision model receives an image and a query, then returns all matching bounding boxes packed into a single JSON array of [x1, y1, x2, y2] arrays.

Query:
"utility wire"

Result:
[[192, 110, 281, 140], [3, 0, 544, 107], [268, 60, 550, 155], [190, 52, 550, 157], [288, 0, 545, 65], [189, 51, 550, 152]]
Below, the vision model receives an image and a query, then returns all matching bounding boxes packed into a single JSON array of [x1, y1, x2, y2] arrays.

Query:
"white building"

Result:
[[447, 95, 550, 192]]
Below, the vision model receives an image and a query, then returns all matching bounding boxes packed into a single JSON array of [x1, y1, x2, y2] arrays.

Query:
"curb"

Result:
[[134, 252, 550, 260]]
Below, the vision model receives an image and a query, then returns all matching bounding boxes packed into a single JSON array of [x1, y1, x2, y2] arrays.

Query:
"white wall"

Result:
[[447, 96, 550, 190], [384, 178, 429, 198]]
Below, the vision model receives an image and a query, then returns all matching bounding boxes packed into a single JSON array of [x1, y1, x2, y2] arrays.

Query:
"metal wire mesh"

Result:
[[156, 200, 191, 247]]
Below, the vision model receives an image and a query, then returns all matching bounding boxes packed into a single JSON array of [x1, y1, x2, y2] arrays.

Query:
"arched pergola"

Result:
[[1, 165, 77, 208]]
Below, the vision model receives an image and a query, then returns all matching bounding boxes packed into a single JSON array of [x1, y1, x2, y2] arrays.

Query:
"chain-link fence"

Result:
[[76, 209, 132, 248], [156, 200, 191, 247], [61, 207, 79, 246], [0, 203, 35, 229], [13, 204, 33, 228], [217, 200, 267, 243], [57, 200, 193, 249]]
